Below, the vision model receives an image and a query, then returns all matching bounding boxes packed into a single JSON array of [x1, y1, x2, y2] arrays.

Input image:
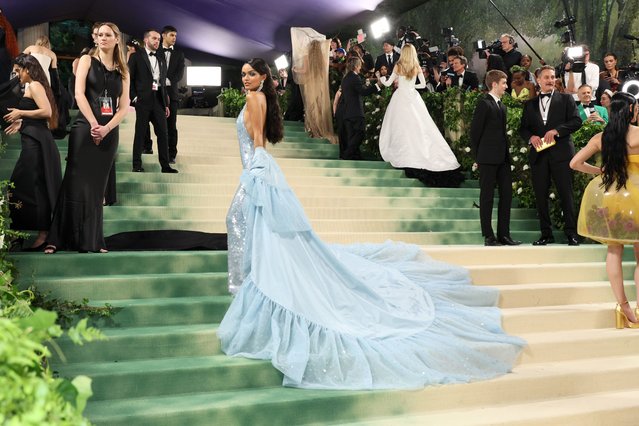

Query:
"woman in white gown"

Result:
[[379, 44, 463, 187]]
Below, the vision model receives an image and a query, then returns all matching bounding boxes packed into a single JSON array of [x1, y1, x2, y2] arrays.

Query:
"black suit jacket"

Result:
[[158, 46, 185, 101], [374, 52, 400, 73], [128, 50, 169, 110], [470, 94, 509, 165], [340, 72, 380, 119], [519, 91, 581, 164], [436, 69, 479, 92]]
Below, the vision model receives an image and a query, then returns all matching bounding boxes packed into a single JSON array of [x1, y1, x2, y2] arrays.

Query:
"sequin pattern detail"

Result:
[[226, 106, 255, 293]]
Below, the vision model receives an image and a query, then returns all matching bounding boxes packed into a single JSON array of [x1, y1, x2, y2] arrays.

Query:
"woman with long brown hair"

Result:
[[45, 22, 130, 253], [4, 54, 61, 250]]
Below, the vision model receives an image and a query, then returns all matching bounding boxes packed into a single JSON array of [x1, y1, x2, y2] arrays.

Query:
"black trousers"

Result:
[[531, 154, 576, 237], [341, 117, 364, 160], [167, 98, 179, 159], [133, 93, 170, 169], [479, 162, 512, 238]]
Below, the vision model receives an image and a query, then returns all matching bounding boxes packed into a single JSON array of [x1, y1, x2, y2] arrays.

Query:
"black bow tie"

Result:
[[165, 46, 174, 51], [148, 51, 156, 56], [539, 92, 551, 98], [583, 103, 594, 108]]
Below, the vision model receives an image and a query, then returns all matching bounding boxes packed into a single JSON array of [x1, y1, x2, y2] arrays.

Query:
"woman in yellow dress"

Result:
[[570, 92, 639, 328], [510, 66, 536, 101]]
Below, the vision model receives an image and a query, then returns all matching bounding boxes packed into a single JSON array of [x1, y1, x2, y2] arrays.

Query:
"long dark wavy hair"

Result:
[[13, 53, 58, 129], [601, 91, 636, 191], [246, 58, 283, 144]]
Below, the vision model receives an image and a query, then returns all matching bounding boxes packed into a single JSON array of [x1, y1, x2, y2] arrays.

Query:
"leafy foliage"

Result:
[[0, 170, 105, 423], [218, 88, 246, 118]]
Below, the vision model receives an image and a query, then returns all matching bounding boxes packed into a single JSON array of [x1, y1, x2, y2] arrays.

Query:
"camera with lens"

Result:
[[554, 16, 576, 29], [560, 45, 586, 73], [474, 39, 503, 59]]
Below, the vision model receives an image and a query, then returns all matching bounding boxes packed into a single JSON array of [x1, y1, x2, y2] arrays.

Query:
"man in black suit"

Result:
[[374, 40, 400, 74], [339, 56, 381, 160], [470, 70, 521, 246], [519, 65, 582, 245], [159, 25, 185, 164], [129, 29, 177, 173], [437, 55, 478, 92]]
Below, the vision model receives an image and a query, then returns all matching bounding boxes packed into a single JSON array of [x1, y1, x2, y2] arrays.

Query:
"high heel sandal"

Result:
[[615, 301, 639, 329]]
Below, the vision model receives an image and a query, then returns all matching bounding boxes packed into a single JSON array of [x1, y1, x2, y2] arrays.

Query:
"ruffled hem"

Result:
[[219, 275, 524, 390]]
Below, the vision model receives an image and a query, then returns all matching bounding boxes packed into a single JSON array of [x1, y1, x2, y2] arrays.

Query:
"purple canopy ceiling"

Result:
[[3, 0, 385, 61]]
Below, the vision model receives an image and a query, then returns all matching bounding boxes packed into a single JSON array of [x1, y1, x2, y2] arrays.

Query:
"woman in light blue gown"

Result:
[[218, 58, 525, 390]]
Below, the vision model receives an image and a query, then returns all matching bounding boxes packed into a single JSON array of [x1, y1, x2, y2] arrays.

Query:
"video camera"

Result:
[[561, 45, 586, 73], [474, 39, 501, 59]]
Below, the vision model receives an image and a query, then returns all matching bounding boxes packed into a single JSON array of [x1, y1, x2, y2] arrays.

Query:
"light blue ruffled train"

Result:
[[218, 106, 525, 390]]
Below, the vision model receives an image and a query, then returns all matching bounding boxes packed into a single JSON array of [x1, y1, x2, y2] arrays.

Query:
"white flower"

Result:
[[523, 164, 529, 171], [507, 130, 513, 136], [512, 182, 517, 189], [365, 102, 371, 106], [517, 187, 523, 194], [464, 147, 471, 153], [513, 156, 519, 162], [374, 108, 380, 113], [472, 163, 478, 171], [511, 165, 515, 171], [376, 125, 381, 130], [520, 147, 527, 154], [549, 193, 556, 199]]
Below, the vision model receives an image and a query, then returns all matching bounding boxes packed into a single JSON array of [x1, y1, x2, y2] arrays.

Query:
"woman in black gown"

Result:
[[4, 54, 61, 249], [45, 22, 130, 253]]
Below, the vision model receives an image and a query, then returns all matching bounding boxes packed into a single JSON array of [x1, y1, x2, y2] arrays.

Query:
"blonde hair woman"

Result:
[[45, 22, 130, 254], [23, 35, 57, 84], [377, 44, 463, 187]]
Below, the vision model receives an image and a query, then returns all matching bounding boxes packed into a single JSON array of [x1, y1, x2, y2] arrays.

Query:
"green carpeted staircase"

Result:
[[3, 114, 639, 425]]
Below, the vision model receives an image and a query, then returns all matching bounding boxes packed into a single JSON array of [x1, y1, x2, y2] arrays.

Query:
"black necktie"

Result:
[[387, 54, 392, 64]]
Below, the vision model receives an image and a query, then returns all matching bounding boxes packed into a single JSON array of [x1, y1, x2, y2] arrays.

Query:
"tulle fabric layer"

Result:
[[218, 148, 524, 390]]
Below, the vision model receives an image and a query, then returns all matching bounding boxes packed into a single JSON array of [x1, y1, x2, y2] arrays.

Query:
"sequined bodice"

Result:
[[236, 106, 255, 169]]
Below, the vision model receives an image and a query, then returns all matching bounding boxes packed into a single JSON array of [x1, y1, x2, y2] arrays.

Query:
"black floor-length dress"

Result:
[[9, 97, 62, 230], [47, 58, 122, 252]]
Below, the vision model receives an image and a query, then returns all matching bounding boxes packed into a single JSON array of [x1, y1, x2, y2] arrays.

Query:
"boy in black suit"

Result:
[[519, 65, 582, 245], [374, 40, 400, 74], [339, 56, 381, 160], [470, 70, 521, 246], [160, 25, 185, 164]]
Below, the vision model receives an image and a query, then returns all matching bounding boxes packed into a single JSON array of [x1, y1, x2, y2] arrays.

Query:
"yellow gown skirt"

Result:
[[578, 155, 639, 245]]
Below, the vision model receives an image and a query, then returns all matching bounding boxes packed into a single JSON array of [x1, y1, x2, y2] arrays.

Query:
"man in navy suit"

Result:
[[470, 70, 521, 246], [159, 25, 185, 164], [374, 40, 400, 74], [128, 29, 177, 173], [519, 65, 581, 245]]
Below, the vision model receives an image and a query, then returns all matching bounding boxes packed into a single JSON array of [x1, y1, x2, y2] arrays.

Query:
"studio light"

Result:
[[371, 17, 390, 39], [186, 66, 221, 86], [566, 46, 583, 59], [622, 80, 639, 99], [274, 54, 289, 70]]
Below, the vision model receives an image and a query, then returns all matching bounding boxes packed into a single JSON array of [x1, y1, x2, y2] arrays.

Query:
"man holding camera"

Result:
[[436, 55, 478, 92], [563, 45, 599, 103], [498, 34, 522, 76]]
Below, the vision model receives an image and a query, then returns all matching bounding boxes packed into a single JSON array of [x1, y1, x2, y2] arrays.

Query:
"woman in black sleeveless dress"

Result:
[[4, 54, 61, 250], [46, 22, 130, 253]]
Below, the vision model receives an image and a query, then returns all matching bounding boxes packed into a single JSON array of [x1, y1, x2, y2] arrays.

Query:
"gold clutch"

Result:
[[535, 138, 556, 152]]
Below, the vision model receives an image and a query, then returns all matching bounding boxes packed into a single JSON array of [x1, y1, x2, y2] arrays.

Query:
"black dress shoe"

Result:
[[567, 235, 580, 246], [142, 149, 153, 154], [161, 167, 178, 173], [532, 236, 555, 246], [132, 167, 145, 172], [484, 236, 502, 246], [499, 236, 522, 246]]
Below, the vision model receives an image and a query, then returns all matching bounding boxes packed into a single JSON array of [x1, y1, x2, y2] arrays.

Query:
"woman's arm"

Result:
[[415, 71, 427, 89], [570, 133, 603, 174], [333, 89, 341, 115], [379, 72, 397, 87], [91, 73, 131, 142], [245, 91, 267, 148], [75, 55, 98, 127], [3, 82, 51, 122]]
